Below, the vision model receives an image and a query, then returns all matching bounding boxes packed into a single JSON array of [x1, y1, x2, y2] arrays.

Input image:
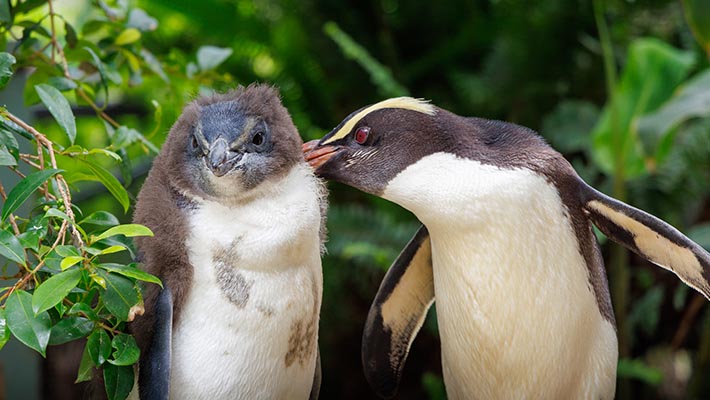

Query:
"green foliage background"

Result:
[[0, 0, 709, 399]]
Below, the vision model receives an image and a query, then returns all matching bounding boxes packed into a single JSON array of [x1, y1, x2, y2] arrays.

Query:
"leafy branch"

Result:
[[0, 0, 237, 396]]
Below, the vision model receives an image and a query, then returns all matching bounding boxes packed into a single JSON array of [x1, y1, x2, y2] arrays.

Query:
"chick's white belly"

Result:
[[169, 261, 320, 400]]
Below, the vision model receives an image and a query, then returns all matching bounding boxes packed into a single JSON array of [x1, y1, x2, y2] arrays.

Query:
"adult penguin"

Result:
[[304, 97, 710, 400]]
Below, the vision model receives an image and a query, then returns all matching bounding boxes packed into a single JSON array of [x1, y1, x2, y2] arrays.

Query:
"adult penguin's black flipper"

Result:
[[362, 225, 434, 399], [139, 284, 173, 400], [581, 182, 710, 299]]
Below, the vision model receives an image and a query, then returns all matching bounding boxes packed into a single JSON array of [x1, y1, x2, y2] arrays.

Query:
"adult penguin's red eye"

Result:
[[355, 126, 370, 144]]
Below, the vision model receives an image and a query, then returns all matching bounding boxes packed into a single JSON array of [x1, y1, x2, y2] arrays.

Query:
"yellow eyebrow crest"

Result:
[[322, 97, 436, 145]]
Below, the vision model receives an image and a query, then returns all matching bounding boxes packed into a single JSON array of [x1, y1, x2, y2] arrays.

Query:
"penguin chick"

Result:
[[303, 97, 710, 400], [131, 84, 326, 400]]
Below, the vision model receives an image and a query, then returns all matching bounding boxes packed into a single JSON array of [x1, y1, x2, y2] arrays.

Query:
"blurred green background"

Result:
[[1, 0, 710, 399]]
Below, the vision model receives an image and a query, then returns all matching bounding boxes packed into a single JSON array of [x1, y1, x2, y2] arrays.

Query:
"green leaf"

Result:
[[98, 246, 127, 255], [83, 246, 103, 256], [617, 358, 663, 386], [0, 308, 10, 351], [84, 47, 109, 105], [47, 76, 78, 91], [17, 215, 47, 251], [0, 115, 32, 140], [0, 52, 15, 89], [5, 290, 51, 357], [45, 208, 87, 239], [41, 248, 65, 272], [60, 256, 84, 271], [78, 159, 129, 212], [0, 229, 25, 265], [109, 334, 139, 366], [186, 62, 198, 78], [683, 0, 710, 54], [100, 236, 138, 259], [91, 273, 106, 289], [98, 271, 139, 321], [127, 8, 158, 31], [99, 263, 162, 287], [80, 211, 119, 227], [591, 39, 695, 179], [324, 22, 408, 97], [88, 148, 122, 161], [35, 84, 77, 144], [94, 224, 153, 242], [111, 126, 142, 150], [76, 342, 95, 383], [103, 363, 134, 400], [68, 302, 98, 321], [1, 168, 61, 223], [87, 329, 112, 366], [13, 0, 43, 14], [115, 28, 141, 46], [637, 70, 710, 159], [0, 0, 11, 26], [32, 268, 82, 314], [0, 125, 18, 152], [55, 244, 81, 258], [140, 48, 168, 83], [64, 21, 78, 48], [0, 144, 16, 166], [197, 45, 233, 71], [48, 316, 94, 345]]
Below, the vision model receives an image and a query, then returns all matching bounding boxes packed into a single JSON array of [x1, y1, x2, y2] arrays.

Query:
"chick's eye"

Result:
[[252, 131, 264, 146], [190, 134, 199, 150], [355, 126, 370, 144]]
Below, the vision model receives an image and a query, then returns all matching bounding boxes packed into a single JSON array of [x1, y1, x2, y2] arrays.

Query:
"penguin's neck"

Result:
[[382, 152, 617, 399], [188, 163, 324, 271]]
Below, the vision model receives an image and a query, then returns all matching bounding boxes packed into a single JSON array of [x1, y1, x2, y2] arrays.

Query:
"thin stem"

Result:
[[593, 0, 617, 97], [0, 182, 20, 235], [672, 294, 706, 349], [4, 112, 84, 248], [9, 167, 26, 180], [48, 0, 120, 130], [0, 220, 68, 303], [0, 272, 23, 280], [76, 87, 121, 128], [47, 0, 70, 77], [19, 154, 42, 170]]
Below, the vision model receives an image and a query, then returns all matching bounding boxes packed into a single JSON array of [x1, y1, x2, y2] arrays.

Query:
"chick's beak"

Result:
[[303, 140, 341, 170], [208, 138, 241, 177]]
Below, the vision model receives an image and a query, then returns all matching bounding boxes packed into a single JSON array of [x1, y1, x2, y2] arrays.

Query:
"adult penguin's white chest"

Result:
[[383, 152, 618, 400], [170, 165, 323, 400]]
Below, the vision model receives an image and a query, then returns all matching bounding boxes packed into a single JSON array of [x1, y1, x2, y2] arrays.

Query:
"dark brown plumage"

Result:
[[132, 85, 302, 335], [130, 84, 323, 399]]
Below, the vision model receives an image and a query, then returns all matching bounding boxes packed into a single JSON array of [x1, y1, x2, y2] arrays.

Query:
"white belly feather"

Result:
[[383, 153, 617, 400], [169, 164, 323, 400]]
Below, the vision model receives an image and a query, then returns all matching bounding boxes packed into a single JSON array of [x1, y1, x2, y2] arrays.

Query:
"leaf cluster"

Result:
[[0, 1, 237, 399]]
